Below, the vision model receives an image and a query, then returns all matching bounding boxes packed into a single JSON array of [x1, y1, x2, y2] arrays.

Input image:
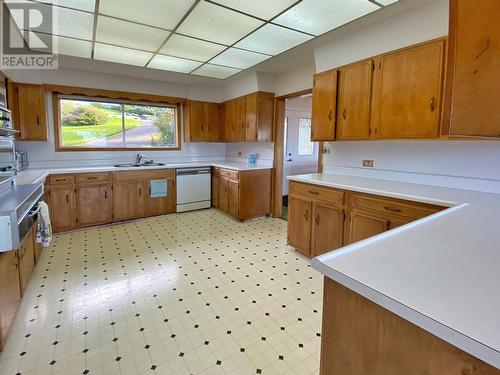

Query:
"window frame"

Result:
[[52, 91, 182, 152]]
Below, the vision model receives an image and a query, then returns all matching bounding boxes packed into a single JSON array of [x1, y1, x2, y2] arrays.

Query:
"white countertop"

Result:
[[288, 173, 500, 369], [15, 161, 272, 185]]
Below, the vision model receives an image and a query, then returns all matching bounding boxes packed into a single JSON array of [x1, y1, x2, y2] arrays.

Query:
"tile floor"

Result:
[[0, 209, 323, 375]]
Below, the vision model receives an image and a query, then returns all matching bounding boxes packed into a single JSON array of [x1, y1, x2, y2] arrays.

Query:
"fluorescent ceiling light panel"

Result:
[[99, 0, 196, 30], [32, 0, 96, 12], [210, 48, 269, 69], [274, 0, 380, 36], [160, 34, 226, 61], [211, 0, 297, 20], [53, 35, 92, 58], [149, 54, 202, 73], [94, 43, 153, 66], [177, 1, 263, 45], [96, 16, 169, 52], [376, 0, 399, 5], [235, 24, 312, 56], [192, 64, 241, 79]]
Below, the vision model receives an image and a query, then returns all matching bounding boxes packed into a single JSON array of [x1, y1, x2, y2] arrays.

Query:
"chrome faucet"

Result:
[[135, 154, 145, 165]]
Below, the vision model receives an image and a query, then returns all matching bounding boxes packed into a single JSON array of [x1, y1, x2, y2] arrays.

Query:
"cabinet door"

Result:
[[288, 195, 312, 255], [374, 41, 444, 139], [218, 177, 229, 212], [228, 180, 239, 219], [187, 101, 207, 141], [76, 184, 111, 226], [224, 100, 236, 141], [311, 70, 338, 141], [32, 221, 42, 264], [348, 210, 389, 244], [211, 175, 219, 208], [311, 203, 344, 257], [49, 186, 76, 232], [113, 181, 144, 221], [17, 84, 47, 140], [0, 250, 21, 351], [337, 60, 373, 140], [245, 93, 258, 141], [18, 230, 35, 295], [145, 179, 176, 216], [206, 103, 221, 141], [446, 0, 500, 137], [233, 97, 246, 141]]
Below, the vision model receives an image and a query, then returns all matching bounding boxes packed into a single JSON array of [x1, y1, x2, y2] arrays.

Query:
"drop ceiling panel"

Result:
[[32, 0, 96, 12], [30, 33, 92, 58], [235, 24, 312, 56], [211, 0, 297, 20], [160, 34, 226, 62], [96, 16, 169, 52], [210, 48, 269, 69], [99, 0, 196, 30], [177, 1, 263, 46], [377, 0, 399, 5], [149, 54, 202, 73], [192, 64, 241, 79], [273, 0, 380, 36], [94, 43, 153, 66]]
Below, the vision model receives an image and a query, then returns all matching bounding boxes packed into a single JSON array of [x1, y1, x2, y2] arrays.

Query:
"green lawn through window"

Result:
[[61, 117, 140, 146]]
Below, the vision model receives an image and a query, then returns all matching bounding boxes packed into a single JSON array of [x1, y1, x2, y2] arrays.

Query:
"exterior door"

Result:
[[374, 40, 445, 139], [49, 186, 76, 231], [288, 195, 312, 255], [348, 210, 389, 244], [337, 60, 374, 140], [76, 184, 111, 226], [311, 70, 338, 141], [311, 203, 344, 257], [113, 181, 144, 221], [228, 180, 239, 218]]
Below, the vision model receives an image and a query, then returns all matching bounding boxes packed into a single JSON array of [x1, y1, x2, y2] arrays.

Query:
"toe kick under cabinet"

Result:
[[288, 181, 444, 257], [46, 169, 176, 233], [211, 167, 272, 221]]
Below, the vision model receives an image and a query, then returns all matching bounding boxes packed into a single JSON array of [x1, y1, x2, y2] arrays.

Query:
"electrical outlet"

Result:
[[237, 151, 242, 156], [363, 160, 374, 168]]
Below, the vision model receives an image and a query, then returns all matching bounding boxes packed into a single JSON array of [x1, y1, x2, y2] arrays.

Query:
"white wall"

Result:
[[225, 142, 274, 165], [274, 63, 315, 97]]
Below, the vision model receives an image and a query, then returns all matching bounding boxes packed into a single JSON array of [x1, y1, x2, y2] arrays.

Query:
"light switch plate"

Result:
[[363, 160, 374, 168]]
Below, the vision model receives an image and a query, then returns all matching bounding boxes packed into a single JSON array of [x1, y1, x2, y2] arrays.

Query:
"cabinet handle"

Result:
[[429, 96, 436, 112], [87, 176, 98, 180], [66, 193, 69, 203], [304, 210, 309, 221], [342, 109, 347, 120], [384, 206, 402, 213], [104, 190, 107, 199], [328, 110, 333, 122], [315, 214, 320, 226], [308, 190, 320, 195], [139, 187, 142, 196], [36, 116, 40, 125]]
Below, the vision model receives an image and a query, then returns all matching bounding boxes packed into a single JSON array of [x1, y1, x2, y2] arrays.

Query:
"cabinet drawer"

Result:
[[351, 194, 440, 220], [49, 174, 74, 185], [75, 172, 110, 184], [219, 168, 239, 181], [289, 182, 344, 206]]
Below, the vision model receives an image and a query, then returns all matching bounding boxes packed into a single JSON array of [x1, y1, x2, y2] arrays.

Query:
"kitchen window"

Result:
[[54, 95, 180, 151], [298, 118, 314, 156]]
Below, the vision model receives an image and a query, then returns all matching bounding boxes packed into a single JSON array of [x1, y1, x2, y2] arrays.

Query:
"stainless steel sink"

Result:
[[114, 163, 142, 167], [114, 163, 165, 168]]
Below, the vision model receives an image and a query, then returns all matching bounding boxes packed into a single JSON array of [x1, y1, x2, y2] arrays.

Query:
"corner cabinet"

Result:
[[184, 100, 222, 142]]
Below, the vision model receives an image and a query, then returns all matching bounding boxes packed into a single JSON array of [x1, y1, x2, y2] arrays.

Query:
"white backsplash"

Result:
[[225, 142, 274, 164]]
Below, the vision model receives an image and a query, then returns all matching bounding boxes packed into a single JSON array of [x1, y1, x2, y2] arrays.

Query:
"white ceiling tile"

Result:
[[94, 43, 153, 66], [177, 1, 263, 46], [99, 0, 196, 30], [33, 0, 96, 12], [211, 0, 297, 20], [96, 16, 169, 52], [273, 0, 380, 36], [160, 34, 225, 61], [148, 54, 202, 73], [54, 35, 92, 58], [210, 48, 269, 69], [192, 64, 241, 79], [377, 0, 399, 5], [235, 24, 312, 56]]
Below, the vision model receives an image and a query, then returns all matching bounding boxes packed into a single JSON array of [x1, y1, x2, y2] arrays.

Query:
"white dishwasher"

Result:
[[176, 167, 211, 212]]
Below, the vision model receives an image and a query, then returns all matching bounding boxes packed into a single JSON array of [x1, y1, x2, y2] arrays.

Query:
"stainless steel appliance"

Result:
[[176, 167, 211, 212], [0, 85, 7, 109], [0, 183, 44, 252], [0, 135, 16, 185], [15, 150, 29, 171], [0, 107, 16, 137]]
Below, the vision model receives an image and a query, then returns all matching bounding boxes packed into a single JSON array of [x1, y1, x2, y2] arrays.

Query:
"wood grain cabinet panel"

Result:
[[113, 181, 144, 221], [348, 210, 389, 244], [11, 83, 47, 141], [218, 177, 229, 213], [336, 60, 374, 140], [18, 230, 35, 295], [288, 195, 313, 255], [228, 180, 239, 218], [48, 186, 76, 232], [224, 100, 236, 142], [233, 97, 246, 142], [445, 0, 500, 137], [0, 250, 21, 351], [144, 178, 176, 216], [76, 184, 112, 226], [211, 174, 219, 208], [372, 40, 445, 139], [312, 70, 338, 141], [245, 93, 258, 141], [311, 203, 344, 257]]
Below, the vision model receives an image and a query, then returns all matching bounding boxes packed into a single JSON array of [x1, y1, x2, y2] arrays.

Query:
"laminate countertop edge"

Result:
[[288, 173, 500, 369]]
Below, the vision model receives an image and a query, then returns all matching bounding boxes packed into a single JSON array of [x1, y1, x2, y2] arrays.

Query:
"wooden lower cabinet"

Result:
[[113, 181, 145, 221], [144, 178, 176, 216], [0, 250, 21, 351], [48, 185, 76, 232], [18, 229, 35, 295], [76, 184, 112, 226], [212, 168, 272, 221], [287, 195, 312, 255], [348, 210, 389, 244], [311, 202, 344, 257]]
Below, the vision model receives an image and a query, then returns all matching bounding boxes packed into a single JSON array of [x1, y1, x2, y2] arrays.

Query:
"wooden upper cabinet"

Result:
[[184, 101, 221, 142], [373, 40, 445, 139], [336, 60, 374, 140], [9, 83, 47, 141], [245, 93, 258, 141], [312, 70, 338, 141], [233, 96, 246, 142], [224, 100, 236, 142], [445, 0, 500, 137]]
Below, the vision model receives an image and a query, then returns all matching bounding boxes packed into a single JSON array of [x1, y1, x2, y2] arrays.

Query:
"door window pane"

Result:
[[298, 118, 314, 156]]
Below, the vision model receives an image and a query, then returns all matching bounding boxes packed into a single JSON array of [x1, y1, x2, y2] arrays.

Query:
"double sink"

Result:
[[114, 162, 165, 168]]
